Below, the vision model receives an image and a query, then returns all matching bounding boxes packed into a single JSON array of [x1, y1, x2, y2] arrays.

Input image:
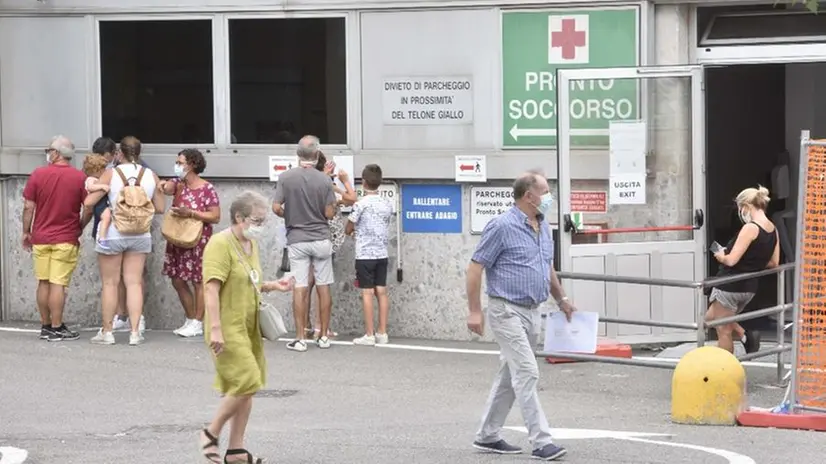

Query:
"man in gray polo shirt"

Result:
[[273, 135, 337, 352]]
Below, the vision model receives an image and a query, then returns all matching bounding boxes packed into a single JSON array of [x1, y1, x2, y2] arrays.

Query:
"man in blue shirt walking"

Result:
[[466, 169, 576, 461]]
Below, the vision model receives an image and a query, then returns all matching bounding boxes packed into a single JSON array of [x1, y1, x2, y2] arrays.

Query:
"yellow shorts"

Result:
[[33, 243, 80, 287]]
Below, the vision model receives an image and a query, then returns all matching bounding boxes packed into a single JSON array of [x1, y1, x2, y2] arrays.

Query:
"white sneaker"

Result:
[[90, 329, 115, 345], [115, 315, 146, 334], [353, 334, 376, 346], [178, 320, 203, 338], [129, 331, 144, 346], [112, 317, 129, 332], [316, 336, 331, 349], [375, 333, 389, 345], [286, 340, 307, 352], [173, 319, 193, 336]]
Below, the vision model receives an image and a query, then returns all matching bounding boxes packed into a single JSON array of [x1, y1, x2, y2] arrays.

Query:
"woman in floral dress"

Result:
[[159, 148, 221, 338]]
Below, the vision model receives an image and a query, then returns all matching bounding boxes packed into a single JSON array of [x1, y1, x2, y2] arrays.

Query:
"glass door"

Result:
[[556, 65, 705, 339]]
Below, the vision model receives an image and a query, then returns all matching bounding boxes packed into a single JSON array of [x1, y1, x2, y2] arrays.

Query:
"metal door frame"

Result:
[[556, 65, 706, 293]]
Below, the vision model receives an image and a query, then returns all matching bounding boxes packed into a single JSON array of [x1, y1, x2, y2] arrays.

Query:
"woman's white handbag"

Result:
[[259, 302, 287, 341], [230, 234, 289, 341]]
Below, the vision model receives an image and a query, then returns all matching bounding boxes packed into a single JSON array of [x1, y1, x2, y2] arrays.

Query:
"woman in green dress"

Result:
[[198, 191, 294, 464]]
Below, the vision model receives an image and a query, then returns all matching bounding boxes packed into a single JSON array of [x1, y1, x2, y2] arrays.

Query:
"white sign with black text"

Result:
[[470, 187, 514, 234], [356, 183, 398, 213], [382, 76, 474, 125], [608, 120, 647, 205], [609, 173, 646, 205], [455, 155, 486, 182]]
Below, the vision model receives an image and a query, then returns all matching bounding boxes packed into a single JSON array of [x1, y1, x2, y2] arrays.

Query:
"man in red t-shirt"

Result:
[[22, 135, 89, 342]]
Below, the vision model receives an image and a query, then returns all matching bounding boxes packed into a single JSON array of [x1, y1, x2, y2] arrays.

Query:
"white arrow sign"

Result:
[[508, 125, 609, 141]]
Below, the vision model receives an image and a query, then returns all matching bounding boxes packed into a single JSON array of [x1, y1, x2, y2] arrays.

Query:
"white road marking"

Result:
[[0, 446, 28, 464], [504, 426, 671, 440], [623, 437, 756, 464], [0, 326, 789, 369], [505, 427, 755, 464]]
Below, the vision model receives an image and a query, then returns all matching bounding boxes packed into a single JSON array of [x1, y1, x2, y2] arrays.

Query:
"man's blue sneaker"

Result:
[[532, 443, 567, 461], [472, 439, 522, 454]]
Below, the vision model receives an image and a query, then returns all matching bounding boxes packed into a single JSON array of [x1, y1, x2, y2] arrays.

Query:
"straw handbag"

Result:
[[161, 182, 204, 249]]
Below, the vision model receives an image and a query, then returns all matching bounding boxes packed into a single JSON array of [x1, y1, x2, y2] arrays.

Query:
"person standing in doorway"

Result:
[[272, 135, 337, 352], [159, 148, 221, 338], [23, 135, 88, 342], [466, 169, 574, 461], [707, 185, 779, 354]]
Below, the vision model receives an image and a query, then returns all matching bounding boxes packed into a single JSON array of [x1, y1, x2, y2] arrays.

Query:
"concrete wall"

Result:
[[2, 178, 521, 342]]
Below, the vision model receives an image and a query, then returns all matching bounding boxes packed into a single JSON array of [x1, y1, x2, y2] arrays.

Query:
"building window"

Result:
[[99, 20, 214, 144], [228, 18, 347, 145]]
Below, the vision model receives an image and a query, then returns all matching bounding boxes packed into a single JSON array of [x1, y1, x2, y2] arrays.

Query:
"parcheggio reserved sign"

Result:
[[470, 187, 514, 233], [382, 77, 474, 125]]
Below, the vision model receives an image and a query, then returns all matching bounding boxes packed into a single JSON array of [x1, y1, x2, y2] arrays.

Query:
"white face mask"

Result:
[[174, 164, 187, 179], [243, 224, 264, 240], [45, 152, 52, 164], [538, 193, 554, 216]]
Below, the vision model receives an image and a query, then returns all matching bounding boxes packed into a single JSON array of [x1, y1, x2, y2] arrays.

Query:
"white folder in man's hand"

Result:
[[543, 311, 599, 354]]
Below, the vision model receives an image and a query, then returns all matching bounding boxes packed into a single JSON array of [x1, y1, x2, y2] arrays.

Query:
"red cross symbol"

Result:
[[551, 18, 586, 60]]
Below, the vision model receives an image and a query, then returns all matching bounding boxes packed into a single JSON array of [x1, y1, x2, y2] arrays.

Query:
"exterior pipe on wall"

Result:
[[393, 181, 403, 283]]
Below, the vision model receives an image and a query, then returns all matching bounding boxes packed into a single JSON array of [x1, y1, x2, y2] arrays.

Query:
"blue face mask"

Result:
[[537, 193, 554, 216], [174, 164, 187, 179]]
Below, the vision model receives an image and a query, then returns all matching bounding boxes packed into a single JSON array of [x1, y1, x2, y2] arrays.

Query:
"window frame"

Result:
[[92, 12, 352, 154], [222, 11, 351, 151], [93, 14, 220, 151]]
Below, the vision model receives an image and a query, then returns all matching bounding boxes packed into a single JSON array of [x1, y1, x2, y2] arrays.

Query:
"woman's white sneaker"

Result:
[[90, 329, 115, 345], [178, 320, 204, 338], [375, 333, 389, 345], [353, 335, 376, 346], [129, 332, 144, 346], [173, 319, 193, 336]]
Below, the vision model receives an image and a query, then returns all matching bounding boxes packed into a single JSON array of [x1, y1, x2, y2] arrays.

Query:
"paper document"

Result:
[[543, 311, 599, 354]]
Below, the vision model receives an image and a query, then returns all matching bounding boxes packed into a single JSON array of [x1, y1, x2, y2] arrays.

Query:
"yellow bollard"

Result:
[[671, 346, 746, 425]]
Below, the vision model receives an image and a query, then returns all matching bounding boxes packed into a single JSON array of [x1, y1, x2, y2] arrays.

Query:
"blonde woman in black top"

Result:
[[707, 185, 779, 354]]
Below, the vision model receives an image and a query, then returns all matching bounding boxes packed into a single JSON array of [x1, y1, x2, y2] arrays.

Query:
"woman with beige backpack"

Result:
[[84, 136, 165, 346], [158, 148, 221, 338]]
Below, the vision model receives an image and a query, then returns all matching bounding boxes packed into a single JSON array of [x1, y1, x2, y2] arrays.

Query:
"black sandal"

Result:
[[224, 448, 262, 464], [200, 428, 221, 463]]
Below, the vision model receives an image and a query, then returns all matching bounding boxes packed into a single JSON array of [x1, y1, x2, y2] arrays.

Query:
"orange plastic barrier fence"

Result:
[[796, 142, 826, 411]]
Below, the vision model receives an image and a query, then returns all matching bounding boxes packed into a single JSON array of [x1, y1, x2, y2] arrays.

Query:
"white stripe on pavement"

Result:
[[0, 446, 28, 464], [0, 325, 790, 369]]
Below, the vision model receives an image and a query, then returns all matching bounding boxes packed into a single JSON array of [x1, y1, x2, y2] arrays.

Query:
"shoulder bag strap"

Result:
[[173, 180, 185, 208], [228, 233, 261, 297], [114, 166, 128, 185], [135, 166, 147, 185]]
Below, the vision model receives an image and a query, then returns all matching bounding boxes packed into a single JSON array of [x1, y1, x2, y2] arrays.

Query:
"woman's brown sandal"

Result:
[[200, 428, 221, 463], [224, 448, 262, 464]]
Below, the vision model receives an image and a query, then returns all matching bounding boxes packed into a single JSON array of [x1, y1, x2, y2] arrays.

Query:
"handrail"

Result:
[[573, 225, 695, 235], [564, 209, 704, 234], [557, 262, 794, 289], [702, 262, 795, 288], [548, 260, 795, 383], [556, 271, 701, 288]]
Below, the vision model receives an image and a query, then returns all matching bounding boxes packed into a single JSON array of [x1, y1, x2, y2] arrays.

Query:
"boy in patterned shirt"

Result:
[[346, 164, 394, 346]]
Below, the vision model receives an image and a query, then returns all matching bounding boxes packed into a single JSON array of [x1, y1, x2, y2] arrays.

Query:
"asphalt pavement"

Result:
[[0, 322, 820, 464]]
